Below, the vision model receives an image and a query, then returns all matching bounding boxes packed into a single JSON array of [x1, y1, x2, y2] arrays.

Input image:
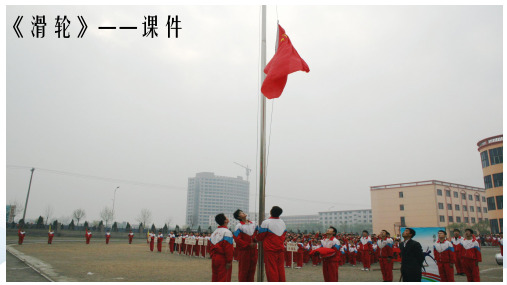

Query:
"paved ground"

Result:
[[6, 251, 49, 282], [5, 237, 504, 282]]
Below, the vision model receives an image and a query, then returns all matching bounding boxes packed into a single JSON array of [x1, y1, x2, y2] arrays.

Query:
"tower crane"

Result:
[[234, 162, 251, 182]]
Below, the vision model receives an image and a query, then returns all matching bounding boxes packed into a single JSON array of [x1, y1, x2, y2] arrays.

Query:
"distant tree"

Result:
[[69, 219, 75, 230], [100, 207, 114, 228], [36, 216, 44, 229], [447, 223, 468, 235], [186, 226, 191, 233], [137, 209, 152, 228], [112, 222, 118, 232], [73, 209, 86, 227], [44, 205, 54, 226], [472, 220, 491, 235], [151, 223, 156, 233], [163, 224, 168, 234], [18, 218, 25, 228], [197, 225, 202, 234], [84, 221, 89, 230], [98, 221, 104, 231], [52, 220, 59, 232], [175, 225, 180, 233], [126, 222, 131, 231]]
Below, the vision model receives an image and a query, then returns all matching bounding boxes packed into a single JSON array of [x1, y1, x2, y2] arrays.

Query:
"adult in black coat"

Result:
[[399, 228, 425, 282]]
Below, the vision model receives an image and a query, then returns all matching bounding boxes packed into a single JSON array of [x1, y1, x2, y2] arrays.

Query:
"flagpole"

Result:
[[257, 5, 267, 282]]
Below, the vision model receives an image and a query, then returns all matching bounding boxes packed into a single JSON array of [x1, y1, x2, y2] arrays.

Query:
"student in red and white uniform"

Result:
[[48, 230, 54, 244], [339, 241, 347, 266], [157, 231, 164, 252], [206, 234, 212, 258], [149, 231, 155, 252], [303, 241, 311, 264], [85, 229, 92, 244], [187, 233, 195, 256], [210, 213, 234, 282], [451, 229, 465, 276], [433, 230, 455, 282], [348, 241, 357, 266], [284, 237, 292, 268], [105, 231, 111, 244], [232, 209, 258, 282], [167, 232, 175, 253], [255, 206, 287, 282], [461, 229, 481, 282], [17, 228, 26, 245], [128, 230, 134, 244], [359, 230, 373, 271], [320, 226, 341, 282], [295, 237, 305, 269], [377, 230, 393, 282], [312, 240, 322, 266]]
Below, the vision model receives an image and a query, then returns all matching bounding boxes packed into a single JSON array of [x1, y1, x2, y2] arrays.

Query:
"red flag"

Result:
[[261, 24, 310, 99]]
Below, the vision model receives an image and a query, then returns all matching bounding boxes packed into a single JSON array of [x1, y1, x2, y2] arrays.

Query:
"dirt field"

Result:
[[6, 237, 504, 282]]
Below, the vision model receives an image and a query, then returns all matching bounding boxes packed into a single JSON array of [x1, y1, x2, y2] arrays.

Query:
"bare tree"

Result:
[[137, 208, 152, 227], [44, 205, 54, 226], [73, 208, 86, 227], [100, 206, 114, 228]]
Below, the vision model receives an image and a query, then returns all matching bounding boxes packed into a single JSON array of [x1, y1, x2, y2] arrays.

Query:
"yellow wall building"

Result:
[[477, 134, 503, 233], [371, 180, 487, 236]]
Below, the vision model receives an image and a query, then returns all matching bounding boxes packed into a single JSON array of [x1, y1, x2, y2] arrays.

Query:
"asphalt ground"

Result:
[[5, 237, 504, 282]]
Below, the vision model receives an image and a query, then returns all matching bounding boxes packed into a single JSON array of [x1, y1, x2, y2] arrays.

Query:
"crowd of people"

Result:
[[14, 212, 504, 282]]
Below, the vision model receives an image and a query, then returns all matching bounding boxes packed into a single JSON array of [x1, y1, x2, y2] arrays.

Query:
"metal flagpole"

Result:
[[257, 5, 267, 282], [21, 168, 35, 225]]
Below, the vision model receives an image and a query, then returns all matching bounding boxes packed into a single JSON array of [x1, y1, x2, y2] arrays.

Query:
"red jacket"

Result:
[[461, 238, 482, 262], [255, 217, 287, 252], [210, 226, 234, 263], [433, 240, 455, 264], [233, 221, 257, 250]]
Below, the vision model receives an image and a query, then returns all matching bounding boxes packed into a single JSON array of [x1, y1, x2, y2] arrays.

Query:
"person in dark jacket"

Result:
[[400, 228, 424, 282]]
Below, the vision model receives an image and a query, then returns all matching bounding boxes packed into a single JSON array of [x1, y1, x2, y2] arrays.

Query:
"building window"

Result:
[[400, 217, 406, 227], [439, 216, 445, 222], [437, 189, 442, 196], [479, 218, 482, 222], [489, 147, 503, 165], [484, 175, 493, 189], [454, 191, 458, 198], [483, 207, 488, 213], [493, 173, 503, 187], [475, 195, 480, 201], [438, 203, 444, 210], [399, 192, 404, 198], [463, 205, 467, 211], [481, 150, 490, 168], [455, 204, 460, 211], [456, 217, 461, 223], [496, 196, 503, 210], [445, 190, 451, 197], [471, 217, 476, 223], [400, 204, 405, 211], [448, 216, 454, 223], [482, 196, 486, 202], [461, 193, 466, 200], [490, 219, 500, 234], [447, 204, 452, 210], [487, 197, 496, 210], [477, 207, 481, 213], [470, 206, 474, 212], [464, 217, 469, 223], [468, 194, 473, 201]]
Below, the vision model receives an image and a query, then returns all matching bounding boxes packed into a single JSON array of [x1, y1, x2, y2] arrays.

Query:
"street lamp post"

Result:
[[112, 186, 120, 225]]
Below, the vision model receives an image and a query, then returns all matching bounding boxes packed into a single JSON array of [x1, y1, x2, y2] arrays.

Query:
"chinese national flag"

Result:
[[261, 24, 310, 99]]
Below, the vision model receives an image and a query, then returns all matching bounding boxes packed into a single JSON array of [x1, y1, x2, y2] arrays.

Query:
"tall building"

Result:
[[477, 134, 503, 233], [371, 180, 487, 236], [283, 214, 320, 231], [186, 172, 249, 229]]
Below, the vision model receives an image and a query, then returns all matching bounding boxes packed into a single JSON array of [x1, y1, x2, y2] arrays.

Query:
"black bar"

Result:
[[119, 27, 137, 29], [98, 27, 116, 29]]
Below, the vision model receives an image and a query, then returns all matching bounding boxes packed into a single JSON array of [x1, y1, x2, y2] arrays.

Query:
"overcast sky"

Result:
[[6, 5, 502, 228]]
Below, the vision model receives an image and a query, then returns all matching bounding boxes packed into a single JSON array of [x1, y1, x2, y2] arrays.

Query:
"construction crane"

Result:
[[234, 162, 251, 181]]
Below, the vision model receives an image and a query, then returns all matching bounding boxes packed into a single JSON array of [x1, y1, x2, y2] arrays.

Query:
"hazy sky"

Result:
[[6, 5, 502, 227]]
